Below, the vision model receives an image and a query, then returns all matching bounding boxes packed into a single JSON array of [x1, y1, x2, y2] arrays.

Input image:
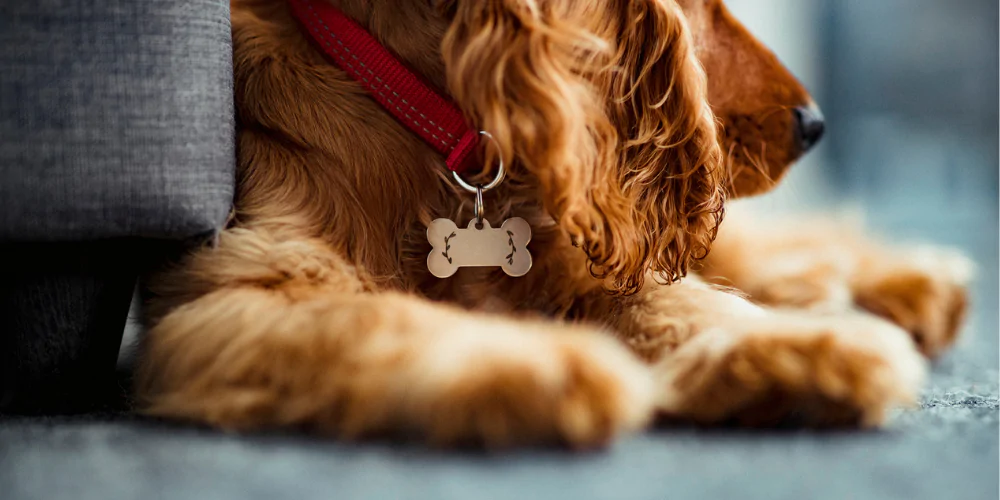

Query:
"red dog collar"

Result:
[[286, 0, 480, 173]]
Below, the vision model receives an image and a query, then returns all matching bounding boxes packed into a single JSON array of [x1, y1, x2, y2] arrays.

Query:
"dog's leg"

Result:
[[698, 208, 973, 357], [611, 277, 926, 428], [137, 225, 654, 448], [850, 245, 972, 358]]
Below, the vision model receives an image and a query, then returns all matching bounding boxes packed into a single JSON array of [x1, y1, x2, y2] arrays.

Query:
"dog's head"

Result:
[[678, 0, 823, 196], [431, 0, 819, 293]]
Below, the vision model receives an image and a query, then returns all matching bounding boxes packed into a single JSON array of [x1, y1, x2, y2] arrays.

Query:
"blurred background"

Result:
[[728, 0, 999, 369]]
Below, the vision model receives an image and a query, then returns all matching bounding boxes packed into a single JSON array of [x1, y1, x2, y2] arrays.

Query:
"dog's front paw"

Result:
[[853, 246, 974, 358], [654, 314, 926, 428], [406, 324, 655, 449]]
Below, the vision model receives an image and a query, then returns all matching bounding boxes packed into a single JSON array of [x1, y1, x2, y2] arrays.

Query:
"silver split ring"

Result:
[[473, 184, 485, 225]]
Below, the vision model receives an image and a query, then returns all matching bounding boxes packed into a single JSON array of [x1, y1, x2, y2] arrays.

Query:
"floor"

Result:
[[1, 206, 997, 500]]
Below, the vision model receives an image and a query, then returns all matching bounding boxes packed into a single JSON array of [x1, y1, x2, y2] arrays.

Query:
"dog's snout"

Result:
[[794, 105, 825, 153]]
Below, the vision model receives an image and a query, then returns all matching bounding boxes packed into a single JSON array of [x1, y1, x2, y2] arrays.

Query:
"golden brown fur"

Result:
[[136, 0, 970, 448]]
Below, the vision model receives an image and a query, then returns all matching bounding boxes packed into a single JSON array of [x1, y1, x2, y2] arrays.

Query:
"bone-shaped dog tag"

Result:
[[427, 218, 532, 278]]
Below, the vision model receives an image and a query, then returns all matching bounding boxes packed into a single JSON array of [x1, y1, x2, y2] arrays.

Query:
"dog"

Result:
[[136, 0, 971, 448]]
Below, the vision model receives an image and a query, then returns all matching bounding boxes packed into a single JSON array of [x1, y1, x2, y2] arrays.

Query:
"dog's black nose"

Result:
[[794, 105, 825, 153]]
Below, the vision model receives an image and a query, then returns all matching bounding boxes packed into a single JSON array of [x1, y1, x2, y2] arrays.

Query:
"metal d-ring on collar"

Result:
[[452, 130, 505, 227]]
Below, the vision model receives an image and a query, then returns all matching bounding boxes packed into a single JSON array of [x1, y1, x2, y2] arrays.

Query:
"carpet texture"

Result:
[[0, 366, 995, 500]]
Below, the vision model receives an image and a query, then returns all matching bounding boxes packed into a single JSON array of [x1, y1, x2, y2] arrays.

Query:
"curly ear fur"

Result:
[[441, 0, 725, 295]]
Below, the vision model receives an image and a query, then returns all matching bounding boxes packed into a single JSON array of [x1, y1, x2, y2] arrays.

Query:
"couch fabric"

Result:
[[0, 0, 234, 241]]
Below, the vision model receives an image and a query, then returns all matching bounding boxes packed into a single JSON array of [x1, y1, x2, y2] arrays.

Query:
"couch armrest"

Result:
[[0, 0, 235, 242]]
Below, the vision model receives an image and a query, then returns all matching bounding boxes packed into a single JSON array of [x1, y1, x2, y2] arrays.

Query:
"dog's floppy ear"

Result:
[[606, 0, 726, 291], [440, 0, 724, 294]]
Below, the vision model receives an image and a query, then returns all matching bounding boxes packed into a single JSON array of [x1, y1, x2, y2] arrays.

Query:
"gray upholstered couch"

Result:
[[0, 0, 235, 412]]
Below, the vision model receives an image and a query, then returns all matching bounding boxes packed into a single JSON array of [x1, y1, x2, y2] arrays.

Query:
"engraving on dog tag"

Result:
[[427, 218, 532, 278]]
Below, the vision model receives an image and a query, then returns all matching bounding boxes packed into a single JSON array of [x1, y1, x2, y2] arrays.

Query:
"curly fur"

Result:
[[135, 0, 969, 448], [442, 0, 724, 293]]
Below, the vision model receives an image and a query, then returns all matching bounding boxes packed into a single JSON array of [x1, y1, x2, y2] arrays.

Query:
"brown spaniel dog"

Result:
[[136, 0, 970, 448]]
